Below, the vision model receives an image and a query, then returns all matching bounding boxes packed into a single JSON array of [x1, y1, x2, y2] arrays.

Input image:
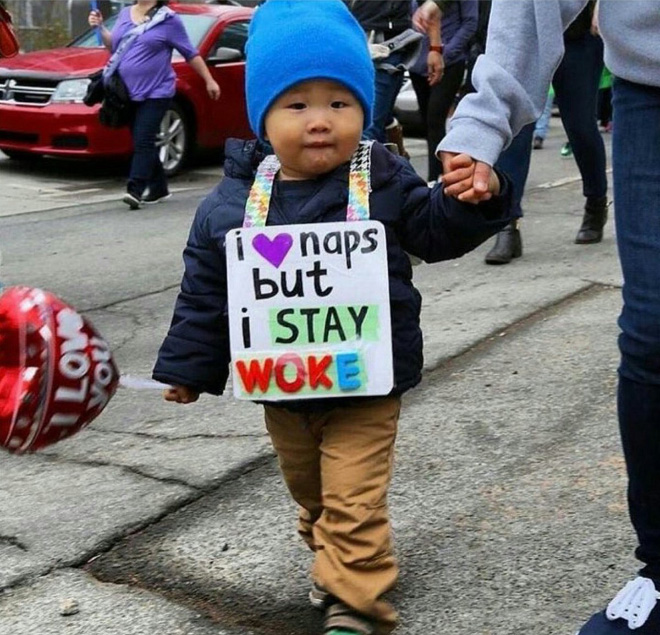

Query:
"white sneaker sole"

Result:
[[122, 193, 142, 209]]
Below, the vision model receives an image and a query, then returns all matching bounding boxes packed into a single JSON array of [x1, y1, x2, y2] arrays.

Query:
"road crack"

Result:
[[1, 452, 275, 593], [91, 429, 269, 442], [38, 454, 204, 493], [0, 535, 28, 552]]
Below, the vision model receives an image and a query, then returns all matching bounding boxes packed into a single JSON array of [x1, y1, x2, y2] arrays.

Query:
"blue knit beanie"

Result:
[[245, 0, 374, 141]]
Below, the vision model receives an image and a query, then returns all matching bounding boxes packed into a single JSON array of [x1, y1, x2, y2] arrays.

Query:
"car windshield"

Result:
[[69, 13, 216, 51]]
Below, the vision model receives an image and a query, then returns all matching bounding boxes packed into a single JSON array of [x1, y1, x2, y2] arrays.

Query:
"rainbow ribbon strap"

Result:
[[243, 141, 374, 228], [243, 154, 280, 228], [346, 141, 373, 222]]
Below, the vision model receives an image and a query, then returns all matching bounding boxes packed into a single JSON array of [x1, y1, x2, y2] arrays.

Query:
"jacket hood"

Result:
[[223, 138, 267, 181]]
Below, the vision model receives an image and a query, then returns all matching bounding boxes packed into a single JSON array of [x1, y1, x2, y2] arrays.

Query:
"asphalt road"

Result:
[[0, 129, 632, 635]]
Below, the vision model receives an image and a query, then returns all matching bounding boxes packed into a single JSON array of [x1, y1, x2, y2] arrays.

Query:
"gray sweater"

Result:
[[438, 0, 660, 166]]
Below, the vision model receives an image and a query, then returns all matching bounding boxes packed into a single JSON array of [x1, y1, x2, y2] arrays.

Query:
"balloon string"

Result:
[[119, 375, 172, 391]]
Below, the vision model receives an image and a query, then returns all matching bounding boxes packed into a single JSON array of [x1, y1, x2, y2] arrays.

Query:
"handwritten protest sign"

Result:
[[226, 221, 393, 400]]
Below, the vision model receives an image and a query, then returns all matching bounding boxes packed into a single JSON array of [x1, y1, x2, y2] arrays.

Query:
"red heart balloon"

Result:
[[0, 286, 119, 454]]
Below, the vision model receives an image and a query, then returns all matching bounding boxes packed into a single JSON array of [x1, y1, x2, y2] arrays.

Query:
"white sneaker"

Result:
[[606, 577, 660, 628], [122, 192, 142, 210]]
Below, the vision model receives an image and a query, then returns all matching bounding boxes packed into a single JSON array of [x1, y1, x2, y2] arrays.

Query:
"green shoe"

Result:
[[560, 142, 573, 158]]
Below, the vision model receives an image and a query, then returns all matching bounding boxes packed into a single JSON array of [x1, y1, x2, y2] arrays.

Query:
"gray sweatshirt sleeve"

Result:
[[438, 0, 589, 166]]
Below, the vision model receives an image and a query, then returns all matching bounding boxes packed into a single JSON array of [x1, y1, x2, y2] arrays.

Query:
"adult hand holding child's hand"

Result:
[[440, 152, 498, 203]]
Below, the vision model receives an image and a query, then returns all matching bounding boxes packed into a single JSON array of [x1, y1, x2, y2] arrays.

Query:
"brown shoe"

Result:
[[385, 119, 410, 160], [324, 602, 375, 634]]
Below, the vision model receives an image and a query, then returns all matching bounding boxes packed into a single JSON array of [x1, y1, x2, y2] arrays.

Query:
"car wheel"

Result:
[[156, 102, 193, 177], [2, 149, 35, 161]]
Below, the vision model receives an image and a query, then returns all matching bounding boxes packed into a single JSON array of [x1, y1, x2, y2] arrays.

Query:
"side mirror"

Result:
[[207, 46, 243, 64]]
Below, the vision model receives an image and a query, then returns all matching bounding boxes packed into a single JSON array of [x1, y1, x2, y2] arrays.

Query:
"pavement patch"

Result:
[[86, 287, 632, 635], [41, 430, 273, 491], [0, 569, 238, 635], [0, 455, 193, 589]]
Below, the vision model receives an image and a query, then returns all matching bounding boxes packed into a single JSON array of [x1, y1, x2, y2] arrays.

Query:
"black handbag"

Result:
[[98, 72, 134, 128], [83, 71, 133, 128], [83, 71, 104, 107]]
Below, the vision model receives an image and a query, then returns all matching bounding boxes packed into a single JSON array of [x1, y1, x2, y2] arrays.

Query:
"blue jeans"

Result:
[[495, 122, 534, 216], [613, 78, 660, 581], [363, 52, 405, 143], [127, 97, 171, 197], [411, 60, 467, 181], [553, 32, 607, 199], [534, 92, 554, 140], [496, 32, 607, 219]]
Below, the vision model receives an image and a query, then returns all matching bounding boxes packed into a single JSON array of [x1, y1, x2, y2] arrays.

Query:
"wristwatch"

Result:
[[429, 44, 444, 54]]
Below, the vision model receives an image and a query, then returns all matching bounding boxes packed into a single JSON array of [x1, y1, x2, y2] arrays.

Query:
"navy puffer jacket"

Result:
[[153, 139, 513, 401]]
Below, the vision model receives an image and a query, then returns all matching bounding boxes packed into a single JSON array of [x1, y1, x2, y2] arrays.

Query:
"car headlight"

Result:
[[51, 78, 92, 104]]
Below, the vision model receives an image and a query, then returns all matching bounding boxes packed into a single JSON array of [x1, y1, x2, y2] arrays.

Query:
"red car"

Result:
[[0, 2, 254, 175]]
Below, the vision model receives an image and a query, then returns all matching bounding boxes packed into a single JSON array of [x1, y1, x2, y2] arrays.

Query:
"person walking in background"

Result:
[[410, 0, 477, 183], [437, 1, 660, 632], [345, 1, 422, 146], [533, 90, 554, 150], [481, 1, 608, 264], [598, 67, 613, 132], [457, 0, 490, 98], [88, 0, 220, 210]]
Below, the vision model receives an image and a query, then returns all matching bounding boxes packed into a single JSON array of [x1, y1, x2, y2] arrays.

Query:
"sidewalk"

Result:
[[0, 128, 626, 635], [0, 152, 223, 218]]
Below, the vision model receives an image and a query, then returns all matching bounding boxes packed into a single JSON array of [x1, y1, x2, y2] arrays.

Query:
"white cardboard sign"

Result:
[[225, 221, 393, 400]]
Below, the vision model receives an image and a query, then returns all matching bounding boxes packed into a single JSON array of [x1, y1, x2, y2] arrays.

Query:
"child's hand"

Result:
[[440, 152, 500, 203], [163, 385, 200, 404]]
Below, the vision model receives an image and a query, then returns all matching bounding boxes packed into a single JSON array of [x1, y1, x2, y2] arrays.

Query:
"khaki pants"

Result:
[[264, 397, 401, 632]]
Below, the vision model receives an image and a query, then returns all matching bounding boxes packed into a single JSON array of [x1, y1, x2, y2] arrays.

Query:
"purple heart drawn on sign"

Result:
[[252, 233, 294, 268]]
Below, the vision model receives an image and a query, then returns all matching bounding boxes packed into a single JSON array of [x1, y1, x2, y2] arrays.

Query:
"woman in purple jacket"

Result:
[[409, 0, 477, 183], [89, 0, 220, 209]]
